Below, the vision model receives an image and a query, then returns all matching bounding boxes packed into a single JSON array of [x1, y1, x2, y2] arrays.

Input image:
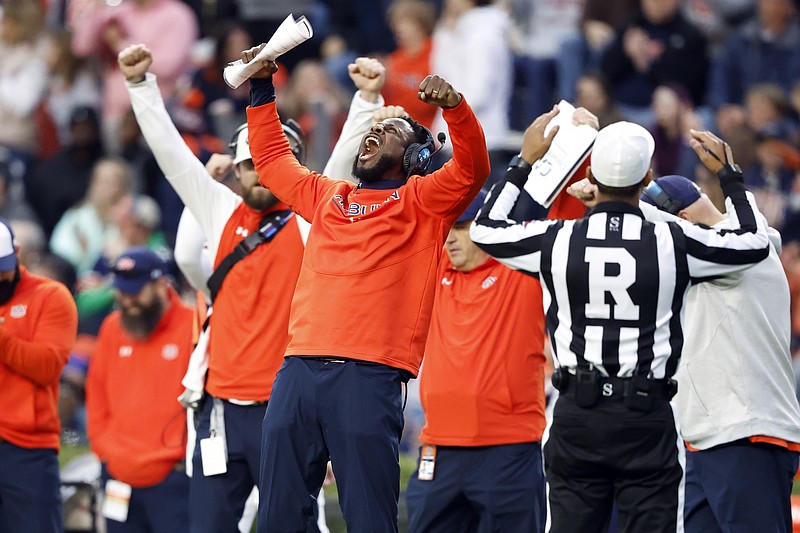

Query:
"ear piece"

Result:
[[401, 126, 435, 178]]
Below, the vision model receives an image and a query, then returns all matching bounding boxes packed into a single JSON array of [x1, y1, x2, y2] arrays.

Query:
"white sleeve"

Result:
[[321, 90, 385, 181], [174, 208, 213, 300], [126, 73, 239, 259]]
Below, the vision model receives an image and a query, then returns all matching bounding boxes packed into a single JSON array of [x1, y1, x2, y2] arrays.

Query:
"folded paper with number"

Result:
[[223, 14, 313, 89], [523, 100, 598, 208]]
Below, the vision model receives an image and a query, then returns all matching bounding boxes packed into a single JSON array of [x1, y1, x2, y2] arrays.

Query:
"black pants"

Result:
[[544, 394, 683, 533]]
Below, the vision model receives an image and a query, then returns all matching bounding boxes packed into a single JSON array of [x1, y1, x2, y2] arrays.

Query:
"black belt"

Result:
[[553, 368, 677, 409], [300, 356, 349, 364]]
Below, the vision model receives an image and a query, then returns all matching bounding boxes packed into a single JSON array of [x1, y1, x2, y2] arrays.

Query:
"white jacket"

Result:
[[642, 199, 800, 449]]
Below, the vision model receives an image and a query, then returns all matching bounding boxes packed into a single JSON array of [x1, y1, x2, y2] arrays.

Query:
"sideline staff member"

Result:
[[470, 114, 770, 533], [243, 44, 489, 532], [639, 175, 800, 533], [0, 218, 78, 532], [406, 190, 548, 531], [86, 248, 194, 531]]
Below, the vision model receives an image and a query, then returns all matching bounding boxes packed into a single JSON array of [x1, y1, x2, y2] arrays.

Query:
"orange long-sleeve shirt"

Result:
[[420, 256, 547, 446], [247, 98, 489, 376], [0, 268, 77, 450], [86, 290, 193, 487], [205, 202, 305, 401]]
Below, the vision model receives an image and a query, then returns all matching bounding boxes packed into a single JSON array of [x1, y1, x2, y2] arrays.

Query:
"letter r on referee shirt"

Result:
[[584, 247, 640, 320]]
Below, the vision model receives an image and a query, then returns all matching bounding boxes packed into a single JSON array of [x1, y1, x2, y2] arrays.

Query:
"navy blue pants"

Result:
[[258, 357, 405, 533], [101, 465, 189, 532], [0, 441, 62, 533], [190, 395, 266, 533], [684, 439, 799, 533], [405, 442, 546, 533]]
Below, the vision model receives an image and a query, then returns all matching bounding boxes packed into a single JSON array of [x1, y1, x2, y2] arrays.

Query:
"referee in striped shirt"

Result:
[[469, 109, 771, 533]]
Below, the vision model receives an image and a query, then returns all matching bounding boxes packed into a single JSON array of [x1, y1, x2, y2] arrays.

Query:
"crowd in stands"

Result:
[[4, 0, 800, 445]]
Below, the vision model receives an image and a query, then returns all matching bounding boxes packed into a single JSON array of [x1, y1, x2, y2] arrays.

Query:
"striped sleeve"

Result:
[[469, 167, 560, 275], [678, 180, 769, 278]]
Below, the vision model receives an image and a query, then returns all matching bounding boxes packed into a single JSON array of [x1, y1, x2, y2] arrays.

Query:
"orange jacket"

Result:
[[247, 98, 489, 376], [0, 268, 77, 450], [420, 256, 546, 446], [205, 202, 304, 401], [86, 290, 193, 487]]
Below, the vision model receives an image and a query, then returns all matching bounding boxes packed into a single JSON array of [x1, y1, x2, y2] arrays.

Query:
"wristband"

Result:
[[508, 154, 533, 173], [717, 163, 743, 183]]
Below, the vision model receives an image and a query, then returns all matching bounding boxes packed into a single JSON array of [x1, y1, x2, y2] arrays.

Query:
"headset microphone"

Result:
[[433, 132, 447, 156]]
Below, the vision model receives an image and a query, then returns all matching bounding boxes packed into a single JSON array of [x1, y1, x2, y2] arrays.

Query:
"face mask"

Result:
[[0, 267, 21, 305]]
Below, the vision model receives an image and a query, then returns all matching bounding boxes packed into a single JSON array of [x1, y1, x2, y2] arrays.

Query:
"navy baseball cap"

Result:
[[110, 247, 165, 295], [457, 189, 488, 223], [641, 175, 702, 215], [0, 218, 18, 272]]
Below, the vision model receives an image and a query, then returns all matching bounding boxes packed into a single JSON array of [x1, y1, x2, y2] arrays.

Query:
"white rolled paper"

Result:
[[223, 14, 313, 89]]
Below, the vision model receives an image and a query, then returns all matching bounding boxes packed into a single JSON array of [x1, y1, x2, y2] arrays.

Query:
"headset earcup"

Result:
[[403, 143, 420, 178]]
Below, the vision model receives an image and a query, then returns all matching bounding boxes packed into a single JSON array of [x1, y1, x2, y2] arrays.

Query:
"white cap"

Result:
[[590, 121, 655, 188], [232, 126, 252, 165]]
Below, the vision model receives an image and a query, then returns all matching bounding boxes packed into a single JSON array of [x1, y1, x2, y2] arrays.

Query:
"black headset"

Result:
[[228, 119, 306, 165], [401, 125, 435, 178]]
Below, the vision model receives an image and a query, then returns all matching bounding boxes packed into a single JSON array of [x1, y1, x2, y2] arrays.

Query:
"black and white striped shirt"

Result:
[[470, 169, 770, 379]]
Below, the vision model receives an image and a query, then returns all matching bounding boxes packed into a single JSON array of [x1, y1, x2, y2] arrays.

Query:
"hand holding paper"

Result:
[[223, 14, 313, 89], [523, 100, 599, 207]]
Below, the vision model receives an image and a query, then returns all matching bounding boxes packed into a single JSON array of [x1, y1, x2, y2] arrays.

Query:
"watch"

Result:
[[717, 163, 743, 182], [508, 154, 533, 173]]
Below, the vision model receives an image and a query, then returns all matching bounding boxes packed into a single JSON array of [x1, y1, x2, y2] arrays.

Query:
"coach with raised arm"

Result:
[[242, 42, 489, 532]]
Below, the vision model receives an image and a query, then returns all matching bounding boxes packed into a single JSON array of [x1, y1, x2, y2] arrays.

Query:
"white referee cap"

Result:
[[591, 121, 655, 188]]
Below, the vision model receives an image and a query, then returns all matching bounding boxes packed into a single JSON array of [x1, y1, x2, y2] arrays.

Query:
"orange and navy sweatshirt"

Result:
[[0, 267, 77, 450], [247, 79, 490, 376], [86, 290, 193, 487]]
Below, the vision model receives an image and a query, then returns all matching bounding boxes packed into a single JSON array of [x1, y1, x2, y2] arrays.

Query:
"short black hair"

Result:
[[596, 179, 645, 198], [400, 115, 431, 146]]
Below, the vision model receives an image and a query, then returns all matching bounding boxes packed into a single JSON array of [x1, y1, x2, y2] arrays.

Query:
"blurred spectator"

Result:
[[556, 0, 638, 103], [682, 0, 755, 57], [737, 84, 800, 228], [0, 159, 38, 224], [219, 0, 328, 65], [649, 84, 704, 178], [504, 0, 583, 117], [319, 34, 358, 93], [0, 0, 50, 182], [26, 105, 105, 237], [43, 28, 101, 147], [382, 0, 438, 129], [329, 0, 395, 55], [181, 20, 252, 142], [9, 219, 46, 271], [575, 74, 625, 129], [601, 0, 709, 124], [432, 0, 512, 181], [50, 157, 132, 275], [75, 194, 173, 336], [709, 0, 800, 132], [86, 248, 193, 532], [70, 0, 199, 151], [279, 59, 350, 172]]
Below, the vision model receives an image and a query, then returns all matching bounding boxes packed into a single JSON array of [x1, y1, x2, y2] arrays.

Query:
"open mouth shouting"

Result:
[[359, 133, 382, 161]]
